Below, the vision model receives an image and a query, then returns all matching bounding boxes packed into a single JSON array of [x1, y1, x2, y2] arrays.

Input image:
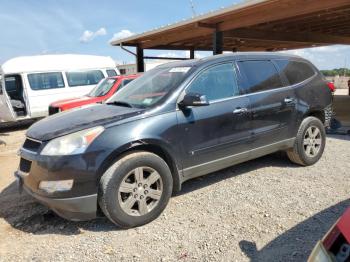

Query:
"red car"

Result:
[[309, 207, 350, 261], [48, 74, 139, 115]]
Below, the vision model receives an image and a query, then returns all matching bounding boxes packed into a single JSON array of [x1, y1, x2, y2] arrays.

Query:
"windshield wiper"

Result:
[[107, 101, 134, 108]]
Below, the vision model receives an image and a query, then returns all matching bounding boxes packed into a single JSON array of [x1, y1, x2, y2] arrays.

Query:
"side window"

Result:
[[187, 63, 239, 101], [106, 69, 117, 77], [275, 60, 315, 85], [237, 60, 283, 94], [27, 72, 65, 90], [117, 79, 134, 91], [66, 70, 104, 87]]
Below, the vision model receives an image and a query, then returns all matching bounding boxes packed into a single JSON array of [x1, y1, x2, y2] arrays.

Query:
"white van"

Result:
[[0, 54, 119, 122]]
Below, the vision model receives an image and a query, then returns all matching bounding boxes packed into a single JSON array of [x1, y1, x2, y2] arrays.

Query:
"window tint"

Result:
[[106, 69, 117, 77], [28, 72, 65, 90], [237, 60, 283, 94], [276, 60, 315, 85], [66, 70, 104, 87], [187, 63, 238, 101]]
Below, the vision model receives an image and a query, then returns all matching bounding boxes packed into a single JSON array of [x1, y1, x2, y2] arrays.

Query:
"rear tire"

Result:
[[99, 151, 173, 228], [287, 116, 326, 166]]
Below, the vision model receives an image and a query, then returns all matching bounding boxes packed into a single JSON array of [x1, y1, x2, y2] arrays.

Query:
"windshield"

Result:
[[88, 78, 117, 97], [107, 66, 191, 108]]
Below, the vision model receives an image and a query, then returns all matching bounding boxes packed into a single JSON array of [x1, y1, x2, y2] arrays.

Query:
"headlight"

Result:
[[41, 126, 104, 156]]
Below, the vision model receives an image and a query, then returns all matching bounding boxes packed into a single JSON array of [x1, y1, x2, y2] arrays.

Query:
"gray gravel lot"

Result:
[[0, 128, 350, 261]]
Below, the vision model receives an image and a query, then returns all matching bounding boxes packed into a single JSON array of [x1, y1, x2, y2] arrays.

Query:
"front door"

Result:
[[0, 73, 16, 122], [176, 63, 252, 179]]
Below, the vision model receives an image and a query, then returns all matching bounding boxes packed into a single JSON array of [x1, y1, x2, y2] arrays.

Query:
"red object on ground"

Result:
[[322, 207, 350, 251], [337, 208, 350, 244], [50, 74, 139, 112]]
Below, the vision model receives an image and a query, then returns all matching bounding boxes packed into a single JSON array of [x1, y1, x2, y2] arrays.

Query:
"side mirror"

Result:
[[178, 92, 210, 107]]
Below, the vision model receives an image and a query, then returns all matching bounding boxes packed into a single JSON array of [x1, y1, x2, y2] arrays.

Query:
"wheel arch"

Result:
[[96, 140, 182, 194], [304, 108, 326, 125]]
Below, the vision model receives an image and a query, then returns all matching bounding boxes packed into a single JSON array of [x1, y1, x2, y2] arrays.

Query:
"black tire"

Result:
[[99, 151, 173, 228], [287, 116, 326, 166]]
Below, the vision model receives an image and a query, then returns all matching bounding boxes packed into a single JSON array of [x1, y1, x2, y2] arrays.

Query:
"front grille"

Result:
[[48, 106, 60, 115], [19, 158, 32, 173], [23, 138, 42, 153]]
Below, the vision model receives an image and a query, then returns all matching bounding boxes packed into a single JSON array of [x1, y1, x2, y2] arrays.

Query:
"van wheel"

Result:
[[287, 116, 326, 166], [99, 152, 173, 228]]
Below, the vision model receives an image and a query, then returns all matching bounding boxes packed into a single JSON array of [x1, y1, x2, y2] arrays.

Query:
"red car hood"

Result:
[[51, 96, 103, 109]]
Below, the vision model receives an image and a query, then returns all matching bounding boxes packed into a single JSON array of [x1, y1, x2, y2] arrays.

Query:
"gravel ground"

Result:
[[0, 126, 350, 262]]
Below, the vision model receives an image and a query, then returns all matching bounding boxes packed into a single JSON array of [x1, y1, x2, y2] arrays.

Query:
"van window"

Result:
[[66, 70, 104, 87], [187, 63, 239, 101], [106, 69, 117, 77], [237, 60, 283, 94], [275, 60, 316, 85], [28, 72, 65, 90]]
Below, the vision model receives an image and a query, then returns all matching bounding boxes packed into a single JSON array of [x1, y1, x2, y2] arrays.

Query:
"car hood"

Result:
[[27, 104, 144, 141]]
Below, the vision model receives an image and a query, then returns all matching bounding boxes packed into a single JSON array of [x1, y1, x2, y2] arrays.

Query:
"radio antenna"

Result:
[[189, 0, 197, 17]]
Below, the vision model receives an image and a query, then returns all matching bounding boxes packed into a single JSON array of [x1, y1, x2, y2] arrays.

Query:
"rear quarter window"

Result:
[[66, 70, 104, 87], [237, 60, 283, 94], [28, 72, 65, 90], [275, 60, 316, 85]]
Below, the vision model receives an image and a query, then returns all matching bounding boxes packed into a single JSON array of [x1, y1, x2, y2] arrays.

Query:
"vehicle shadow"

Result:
[[177, 152, 300, 196], [0, 152, 300, 235], [239, 198, 350, 261], [0, 181, 117, 235]]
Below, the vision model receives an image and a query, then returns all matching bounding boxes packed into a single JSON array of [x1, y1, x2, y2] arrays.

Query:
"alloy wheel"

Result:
[[118, 167, 163, 216], [303, 126, 322, 158]]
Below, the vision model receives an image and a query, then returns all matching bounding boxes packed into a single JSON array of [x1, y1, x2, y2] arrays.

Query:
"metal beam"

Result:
[[225, 28, 350, 45], [136, 45, 144, 73], [213, 30, 223, 55], [190, 49, 195, 59], [144, 56, 189, 61]]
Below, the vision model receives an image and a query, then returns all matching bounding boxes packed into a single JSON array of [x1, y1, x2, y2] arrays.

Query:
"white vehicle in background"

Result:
[[0, 54, 119, 123]]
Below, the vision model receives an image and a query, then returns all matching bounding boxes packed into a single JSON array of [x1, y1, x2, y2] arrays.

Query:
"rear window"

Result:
[[66, 70, 104, 87], [275, 60, 316, 85], [106, 69, 118, 77], [237, 60, 283, 94], [28, 72, 65, 90]]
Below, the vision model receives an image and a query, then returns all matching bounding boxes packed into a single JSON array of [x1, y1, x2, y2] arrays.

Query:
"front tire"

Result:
[[287, 116, 326, 166], [99, 152, 173, 228]]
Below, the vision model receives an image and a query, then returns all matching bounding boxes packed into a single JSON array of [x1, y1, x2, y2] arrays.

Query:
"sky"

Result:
[[0, 0, 349, 70]]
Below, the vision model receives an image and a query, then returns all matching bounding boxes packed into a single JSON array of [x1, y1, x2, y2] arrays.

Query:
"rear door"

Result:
[[0, 73, 16, 121], [236, 59, 297, 149]]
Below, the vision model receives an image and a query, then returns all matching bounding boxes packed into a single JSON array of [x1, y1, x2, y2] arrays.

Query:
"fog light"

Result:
[[39, 180, 74, 194]]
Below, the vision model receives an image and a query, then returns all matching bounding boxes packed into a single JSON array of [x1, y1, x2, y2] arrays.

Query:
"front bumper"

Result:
[[15, 170, 97, 221]]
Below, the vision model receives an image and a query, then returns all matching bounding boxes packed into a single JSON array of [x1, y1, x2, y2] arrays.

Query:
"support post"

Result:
[[136, 45, 144, 73], [190, 49, 195, 59], [213, 30, 223, 55]]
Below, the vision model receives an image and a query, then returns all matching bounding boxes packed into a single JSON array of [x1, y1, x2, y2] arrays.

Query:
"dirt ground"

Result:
[[0, 124, 350, 261]]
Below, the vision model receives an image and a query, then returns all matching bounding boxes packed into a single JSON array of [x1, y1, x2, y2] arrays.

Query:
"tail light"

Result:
[[327, 82, 336, 92]]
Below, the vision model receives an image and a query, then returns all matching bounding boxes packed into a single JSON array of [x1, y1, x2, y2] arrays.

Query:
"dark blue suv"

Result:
[[16, 53, 333, 228]]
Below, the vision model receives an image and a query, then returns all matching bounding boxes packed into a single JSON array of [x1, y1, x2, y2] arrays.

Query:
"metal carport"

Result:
[[111, 0, 350, 73]]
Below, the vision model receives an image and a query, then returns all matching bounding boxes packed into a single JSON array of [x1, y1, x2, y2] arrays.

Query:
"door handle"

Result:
[[284, 97, 295, 104], [233, 107, 248, 115]]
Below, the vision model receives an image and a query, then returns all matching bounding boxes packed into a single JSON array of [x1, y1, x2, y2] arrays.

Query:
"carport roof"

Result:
[[111, 0, 350, 51]]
